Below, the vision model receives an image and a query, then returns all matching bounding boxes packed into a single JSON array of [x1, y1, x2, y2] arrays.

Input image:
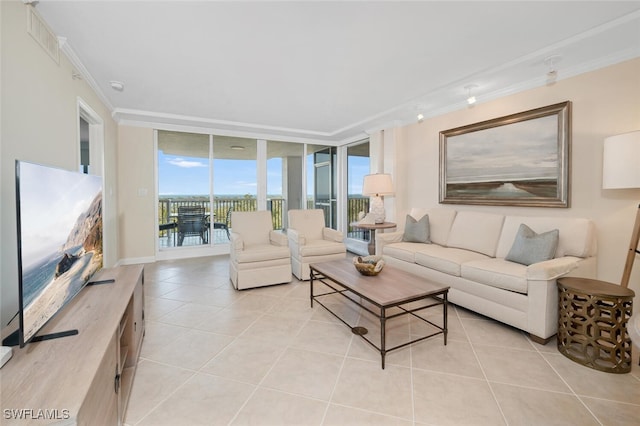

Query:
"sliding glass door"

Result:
[[157, 131, 211, 248], [307, 145, 337, 229], [212, 136, 257, 242]]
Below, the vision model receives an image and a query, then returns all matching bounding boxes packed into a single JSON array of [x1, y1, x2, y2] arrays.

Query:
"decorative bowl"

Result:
[[353, 255, 385, 276]]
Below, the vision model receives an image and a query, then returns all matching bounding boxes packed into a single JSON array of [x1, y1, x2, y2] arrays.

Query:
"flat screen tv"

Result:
[[3, 160, 104, 347]]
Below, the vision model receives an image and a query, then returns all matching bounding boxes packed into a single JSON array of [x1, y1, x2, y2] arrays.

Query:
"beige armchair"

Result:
[[229, 211, 292, 290], [287, 209, 346, 280]]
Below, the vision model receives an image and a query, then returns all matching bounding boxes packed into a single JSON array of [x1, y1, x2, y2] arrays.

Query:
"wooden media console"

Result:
[[1, 264, 145, 425]]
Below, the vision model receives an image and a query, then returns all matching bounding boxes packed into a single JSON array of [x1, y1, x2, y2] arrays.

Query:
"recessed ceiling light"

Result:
[[230, 146, 245, 151], [109, 80, 124, 92]]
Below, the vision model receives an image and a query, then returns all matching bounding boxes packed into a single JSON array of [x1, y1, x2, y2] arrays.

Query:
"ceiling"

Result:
[[35, 1, 640, 144]]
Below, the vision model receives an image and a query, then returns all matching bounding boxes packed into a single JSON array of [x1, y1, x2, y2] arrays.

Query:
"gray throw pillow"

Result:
[[505, 223, 559, 266], [402, 214, 431, 243]]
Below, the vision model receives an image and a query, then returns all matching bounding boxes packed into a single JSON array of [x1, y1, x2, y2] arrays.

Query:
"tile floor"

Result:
[[125, 255, 640, 426]]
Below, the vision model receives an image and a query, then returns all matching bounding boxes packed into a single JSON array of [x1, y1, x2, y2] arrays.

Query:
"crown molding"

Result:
[[116, 114, 339, 146], [57, 36, 114, 112]]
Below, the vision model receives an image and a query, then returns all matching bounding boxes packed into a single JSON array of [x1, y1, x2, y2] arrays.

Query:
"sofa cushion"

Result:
[[505, 224, 559, 266], [446, 211, 505, 256], [383, 242, 423, 263], [461, 258, 528, 294], [402, 214, 431, 243], [496, 216, 596, 259], [415, 245, 490, 277], [410, 208, 456, 246]]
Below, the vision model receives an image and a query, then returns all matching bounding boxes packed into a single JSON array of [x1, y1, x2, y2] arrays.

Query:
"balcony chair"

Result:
[[177, 206, 208, 246], [229, 210, 292, 290], [287, 209, 346, 280]]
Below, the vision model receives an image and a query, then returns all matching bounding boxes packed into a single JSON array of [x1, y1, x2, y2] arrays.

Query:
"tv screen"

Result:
[[14, 160, 103, 347]]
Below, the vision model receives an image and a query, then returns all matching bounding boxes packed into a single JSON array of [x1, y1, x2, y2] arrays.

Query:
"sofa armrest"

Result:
[[375, 231, 404, 255], [287, 228, 306, 246], [526, 256, 582, 280], [323, 227, 344, 243], [270, 230, 289, 247]]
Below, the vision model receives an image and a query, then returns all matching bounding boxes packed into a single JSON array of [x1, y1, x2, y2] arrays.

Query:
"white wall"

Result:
[[0, 1, 118, 326], [391, 58, 640, 296], [117, 126, 156, 262]]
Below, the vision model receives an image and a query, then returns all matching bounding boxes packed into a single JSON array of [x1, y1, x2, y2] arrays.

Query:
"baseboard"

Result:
[[117, 256, 155, 266]]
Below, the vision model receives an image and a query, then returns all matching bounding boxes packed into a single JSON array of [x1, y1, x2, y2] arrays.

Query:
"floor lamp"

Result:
[[603, 131, 640, 368], [603, 130, 640, 288]]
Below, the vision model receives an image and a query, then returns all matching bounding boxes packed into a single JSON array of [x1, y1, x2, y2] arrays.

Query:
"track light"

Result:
[[465, 84, 478, 106], [417, 113, 424, 123], [544, 54, 562, 85]]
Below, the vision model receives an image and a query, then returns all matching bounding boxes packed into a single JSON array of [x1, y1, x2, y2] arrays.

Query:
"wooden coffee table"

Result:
[[310, 259, 449, 369]]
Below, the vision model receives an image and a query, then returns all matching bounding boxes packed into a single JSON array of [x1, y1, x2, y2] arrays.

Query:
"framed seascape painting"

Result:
[[439, 101, 571, 207]]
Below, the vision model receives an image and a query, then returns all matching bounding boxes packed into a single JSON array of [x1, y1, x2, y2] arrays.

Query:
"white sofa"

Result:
[[377, 208, 597, 343]]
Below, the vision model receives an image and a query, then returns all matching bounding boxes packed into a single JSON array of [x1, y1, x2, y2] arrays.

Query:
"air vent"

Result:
[[26, 5, 59, 64]]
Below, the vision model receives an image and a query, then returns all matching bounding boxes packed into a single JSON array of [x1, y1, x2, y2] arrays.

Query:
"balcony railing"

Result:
[[158, 196, 370, 244]]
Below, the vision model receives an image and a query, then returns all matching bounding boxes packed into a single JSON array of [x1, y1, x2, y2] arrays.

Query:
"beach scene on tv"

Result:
[[445, 115, 559, 198], [19, 162, 103, 343]]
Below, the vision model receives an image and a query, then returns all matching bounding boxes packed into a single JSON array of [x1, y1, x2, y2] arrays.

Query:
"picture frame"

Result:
[[439, 101, 571, 207]]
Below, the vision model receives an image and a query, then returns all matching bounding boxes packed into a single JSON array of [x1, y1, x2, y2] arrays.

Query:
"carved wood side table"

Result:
[[557, 277, 635, 373]]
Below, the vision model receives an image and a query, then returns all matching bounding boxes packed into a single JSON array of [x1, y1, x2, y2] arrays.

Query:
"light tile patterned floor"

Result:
[[125, 256, 640, 426]]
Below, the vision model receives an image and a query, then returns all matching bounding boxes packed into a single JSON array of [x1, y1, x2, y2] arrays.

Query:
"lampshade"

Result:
[[362, 173, 394, 196], [603, 131, 640, 189]]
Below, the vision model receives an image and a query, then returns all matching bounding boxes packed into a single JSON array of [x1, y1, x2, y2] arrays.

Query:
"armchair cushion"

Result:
[[288, 209, 325, 241], [231, 210, 273, 247]]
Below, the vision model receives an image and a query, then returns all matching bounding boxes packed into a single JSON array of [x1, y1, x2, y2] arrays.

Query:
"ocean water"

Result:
[[21, 245, 82, 307]]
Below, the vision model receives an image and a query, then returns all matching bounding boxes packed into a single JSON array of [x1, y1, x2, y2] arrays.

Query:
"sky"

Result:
[[445, 115, 559, 183], [19, 161, 102, 266], [158, 151, 369, 197]]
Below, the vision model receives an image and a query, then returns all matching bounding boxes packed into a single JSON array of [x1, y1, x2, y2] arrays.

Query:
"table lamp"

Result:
[[602, 130, 640, 288], [362, 173, 394, 224]]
